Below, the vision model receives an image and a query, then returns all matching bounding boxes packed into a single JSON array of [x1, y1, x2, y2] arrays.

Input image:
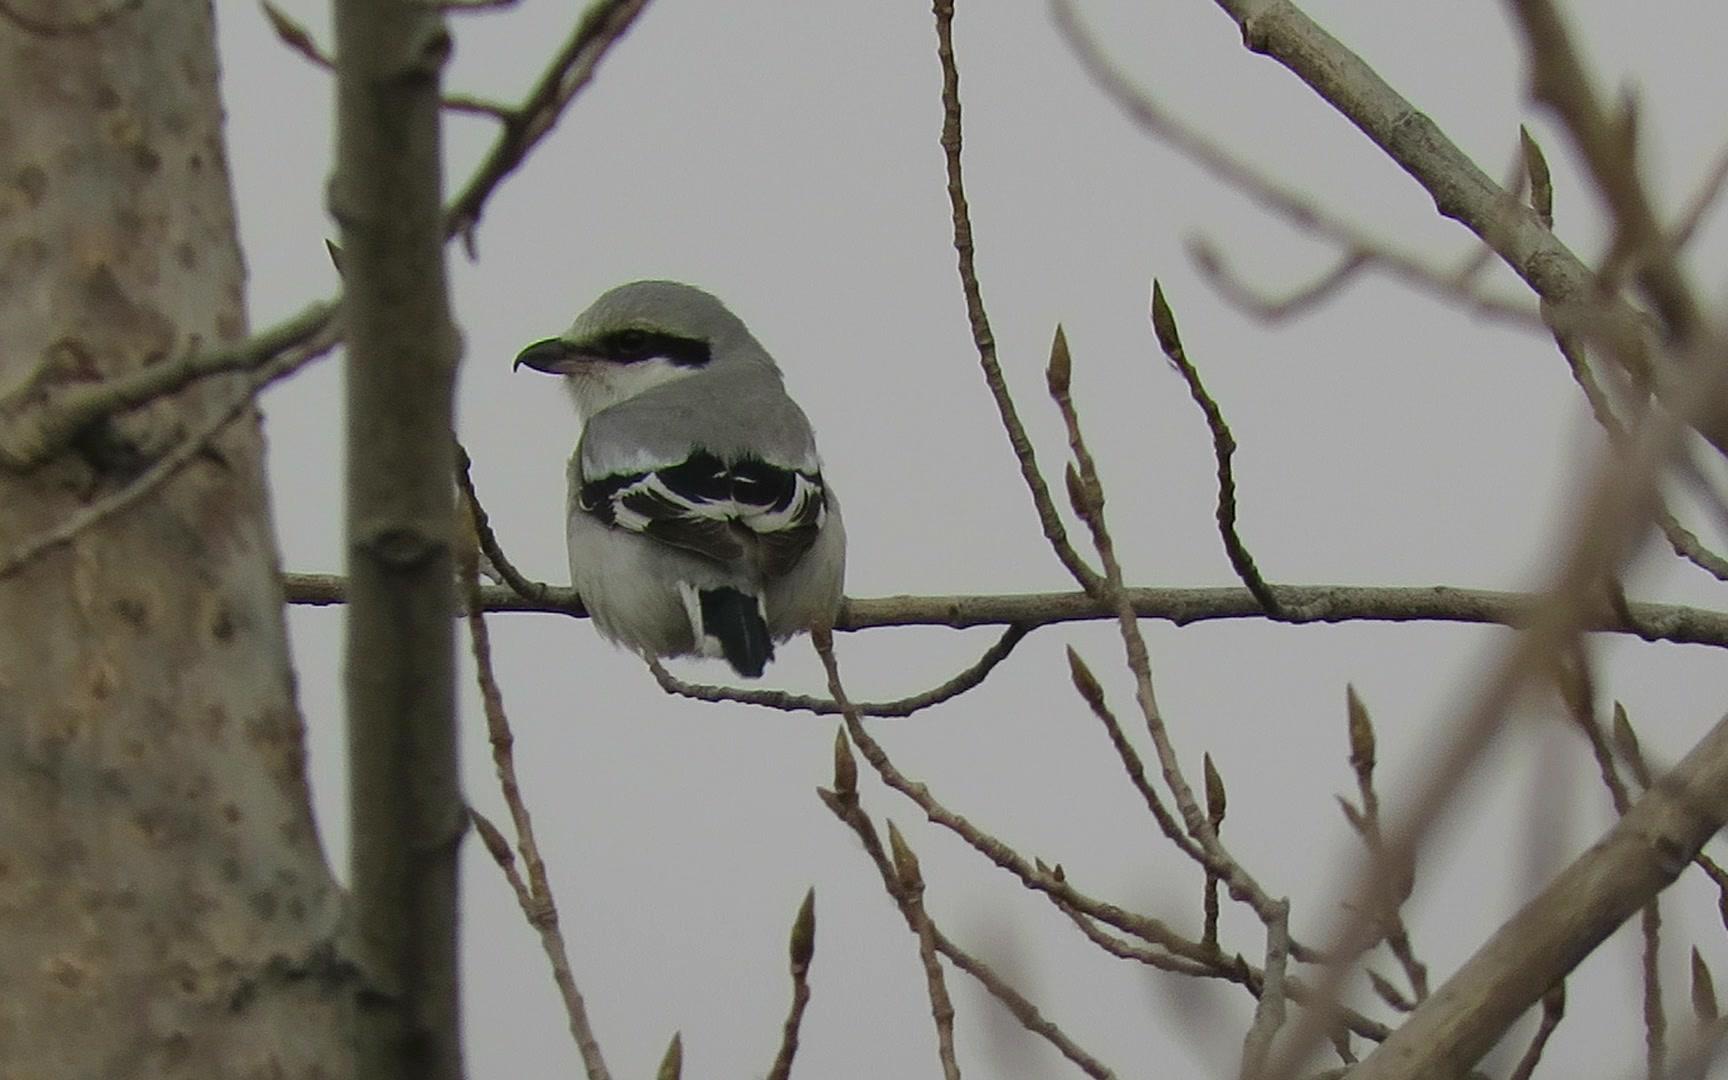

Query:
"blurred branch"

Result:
[[1552, 331, 1728, 582], [283, 572, 1728, 649], [444, 0, 653, 248], [1350, 713, 1728, 1080], [1673, 140, 1728, 251], [1161, 0, 1728, 458], [1268, 309, 1728, 1077], [261, 3, 509, 118], [1504, 0, 1697, 344], [1507, 984, 1566, 1080]]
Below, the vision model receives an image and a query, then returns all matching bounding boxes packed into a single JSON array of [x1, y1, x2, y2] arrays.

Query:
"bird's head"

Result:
[[514, 280, 768, 420]]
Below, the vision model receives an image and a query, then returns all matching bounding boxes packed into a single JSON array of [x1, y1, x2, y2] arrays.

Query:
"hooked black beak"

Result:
[[513, 337, 579, 374]]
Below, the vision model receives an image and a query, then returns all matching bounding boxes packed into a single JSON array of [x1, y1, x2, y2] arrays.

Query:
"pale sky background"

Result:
[[216, 1, 1728, 1076]]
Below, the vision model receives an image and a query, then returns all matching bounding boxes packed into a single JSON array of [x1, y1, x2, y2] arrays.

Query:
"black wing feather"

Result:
[[579, 450, 826, 572]]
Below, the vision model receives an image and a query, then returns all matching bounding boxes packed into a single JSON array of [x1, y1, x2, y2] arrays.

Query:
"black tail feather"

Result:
[[699, 587, 774, 677]]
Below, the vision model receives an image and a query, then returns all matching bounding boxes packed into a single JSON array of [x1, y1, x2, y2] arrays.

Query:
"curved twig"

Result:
[[646, 624, 1029, 717]]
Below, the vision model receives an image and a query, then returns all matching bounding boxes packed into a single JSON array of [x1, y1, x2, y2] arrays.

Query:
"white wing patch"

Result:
[[579, 452, 828, 575]]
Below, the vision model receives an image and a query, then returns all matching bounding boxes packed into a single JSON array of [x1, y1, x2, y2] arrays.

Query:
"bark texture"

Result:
[[331, 0, 463, 1076], [0, 2, 350, 1075]]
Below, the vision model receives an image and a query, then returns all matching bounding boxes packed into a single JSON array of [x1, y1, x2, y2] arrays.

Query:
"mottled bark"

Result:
[[0, 2, 350, 1076]]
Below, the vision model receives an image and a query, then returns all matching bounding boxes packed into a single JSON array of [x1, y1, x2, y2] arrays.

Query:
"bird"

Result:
[[514, 280, 846, 678]]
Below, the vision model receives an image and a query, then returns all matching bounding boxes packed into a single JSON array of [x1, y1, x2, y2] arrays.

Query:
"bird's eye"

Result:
[[609, 329, 652, 357]]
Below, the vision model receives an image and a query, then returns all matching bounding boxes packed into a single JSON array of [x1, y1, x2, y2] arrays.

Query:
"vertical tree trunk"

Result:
[[331, 0, 463, 1077], [0, 2, 351, 1075]]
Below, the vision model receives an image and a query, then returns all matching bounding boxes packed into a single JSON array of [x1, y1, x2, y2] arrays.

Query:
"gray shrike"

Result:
[[514, 280, 845, 678]]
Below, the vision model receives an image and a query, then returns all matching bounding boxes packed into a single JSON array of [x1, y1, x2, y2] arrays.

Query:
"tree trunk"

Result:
[[0, 2, 351, 1075]]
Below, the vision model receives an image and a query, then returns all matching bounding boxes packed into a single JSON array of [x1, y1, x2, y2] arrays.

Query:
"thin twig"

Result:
[[1504, 0, 1698, 343], [817, 745, 1117, 1078], [1239, 902, 1292, 1079], [444, 0, 653, 247], [931, 0, 1101, 593], [1066, 646, 1202, 862], [1507, 983, 1566, 1080], [810, 629, 1230, 973], [646, 624, 1029, 717], [1552, 330, 1728, 581], [884, 821, 963, 1080], [1673, 140, 1728, 251], [1341, 689, 1427, 1003], [1643, 900, 1667, 1080], [260, 3, 507, 119], [1147, 289, 1281, 614], [0, 329, 337, 582], [0, 300, 337, 470], [455, 442, 554, 604], [459, 528, 610, 1080], [1191, 248, 1369, 324], [765, 888, 816, 1080], [817, 636, 964, 1076], [1049, 311, 1292, 934]]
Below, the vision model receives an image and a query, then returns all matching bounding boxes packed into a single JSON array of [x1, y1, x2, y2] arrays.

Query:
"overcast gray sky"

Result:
[[218, 1, 1728, 1076]]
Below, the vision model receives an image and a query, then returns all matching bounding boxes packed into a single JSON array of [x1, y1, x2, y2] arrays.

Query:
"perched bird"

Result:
[[514, 281, 845, 678]]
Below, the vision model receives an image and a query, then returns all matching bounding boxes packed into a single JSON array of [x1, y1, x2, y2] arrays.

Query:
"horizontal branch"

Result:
[[281, 573, 1728, 648]]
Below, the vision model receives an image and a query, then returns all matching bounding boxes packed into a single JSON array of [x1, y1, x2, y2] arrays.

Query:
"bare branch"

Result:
[[456, 442, 556, 605], [1065, 646, 1202, 863], [1051, 309, 1292, 935], [1350, 713, 1728, 1080], [1148, 288, 1281, 614], [1673, 141, 1728, 251], [283, 572, 1728, 650], [1504, 0, 1698, 343], [765, 888, 816, 1080], [818, 745, 1117, 1078], [0, 300, 336, 471], [1507, 983, 1566, 1080], [1239, 902, 1292, 1078], [0, 331, 336, 583], [1643, 900, 1668, 1080], [444, 0, 653, 247], [932, 0, 1101, 593], [883, 821, 963, 1080], [647, 624, 1030, 717], [460, 521, 610, 1079]]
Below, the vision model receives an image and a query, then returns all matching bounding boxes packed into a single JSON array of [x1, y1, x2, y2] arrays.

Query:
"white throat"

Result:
[[564, 357, 702, 421]]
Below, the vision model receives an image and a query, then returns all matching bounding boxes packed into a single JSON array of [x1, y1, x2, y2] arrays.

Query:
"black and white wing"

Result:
[[577, 450, 828, 576]]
